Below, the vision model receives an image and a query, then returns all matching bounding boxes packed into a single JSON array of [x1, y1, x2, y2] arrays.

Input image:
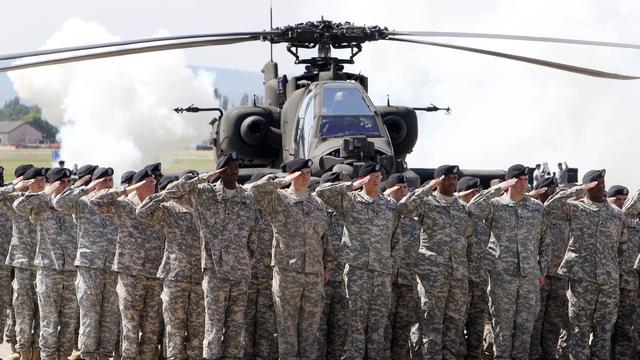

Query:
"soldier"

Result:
[[398, 166, 472, 360], [250, 158, 334, 360], [315, 171, 349, 360], [612, 185, 640, 360], [1, 172, 14, 358], [13, 167, 79, 360], [163, 152, 260, 359], [119, 171, 135, 187], [243, 172, 279, 360], [89, 167, 165, 360], [455, 176, 490, 360], [467, 164, 549, 360], [383, 174, 421, 360], [52, 166, 119, 360], [546, 169, 626, 360], [0, 164, 40, 360], [527, 176, 570, 360], [315, 161, 401, 359], [136, 175, 205, 359]]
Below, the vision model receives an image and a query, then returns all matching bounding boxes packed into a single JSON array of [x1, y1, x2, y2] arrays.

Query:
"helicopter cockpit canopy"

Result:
[[318, 83, 382, 138]]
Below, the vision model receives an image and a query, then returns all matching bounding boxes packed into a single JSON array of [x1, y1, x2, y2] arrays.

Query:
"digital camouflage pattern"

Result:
[[0, 185, 38, 270], [136, 191, 205, 359], [468, 185, 548, 360], [0, 210, 11, 342], [53, 186, 120, 358], [315, 182, 401, 359], [547, 185, 627, 360], [11, 267, 39, 351], [400, 187, 472, 359], [251, 176, 333, 359]]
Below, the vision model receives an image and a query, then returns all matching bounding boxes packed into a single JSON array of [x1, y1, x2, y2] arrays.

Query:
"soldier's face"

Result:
[[220, 161, 239, 184], [515, 176, 529, 193], [96, 177, 113, 190], [32, 176, 46, 192], [608, 195, 627, 209], [438, 174, 458, 196], [364, 172, 382, 192], [292, 168, 312, 189]]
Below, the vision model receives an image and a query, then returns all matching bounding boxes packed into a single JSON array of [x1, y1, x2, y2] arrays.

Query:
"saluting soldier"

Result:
[[89, 167, 165, 360], [249, 158, 334, 360], [0, 166, 16, 359], [136, 175, 205, 360], [14, 167, 79, 360], [468, 164, 549, 360], [163, 152, 260, 359], [315, 161, 401, 359], [384, 174, 422, 360], [455, 176, 490, 360], [53, 166, 119, 360], [0, 164, 40, 360], [399, 166, 472, 360], [527, 176, 570, 360], [546, 169, 626, 360]]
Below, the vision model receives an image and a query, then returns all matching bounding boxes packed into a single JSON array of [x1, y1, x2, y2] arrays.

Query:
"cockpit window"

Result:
[[318, 84, 381, 138], [318, 115, 381, 137], [321, 86, 374, 115]]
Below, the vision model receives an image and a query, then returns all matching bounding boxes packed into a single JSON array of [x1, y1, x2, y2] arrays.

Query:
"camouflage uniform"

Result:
[[0, 185, 39, 352], [0, 210, 12, 344], [457, 197, 491, 359], [318, 209, 348, 360], [611, 217, 640, 360], [13, 192, 79, 359], [53, 187, 120, 359], [251, 176, 334, 360], [164, 176, 260, 359], [400, 188, 472, 360], [529, 216, 570, 360], [136, 191, 205, 360], [547, 186, 627, 360], [316, 182, 401, 359], [89, 189, 165, 360], [467, 186, 549, 360], [243, 211, 279, 360], [384, 215, 421, 360]]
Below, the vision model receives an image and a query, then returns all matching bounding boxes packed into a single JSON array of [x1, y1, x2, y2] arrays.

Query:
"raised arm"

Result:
[[314, 182, 353, 218], [623, 190, 640, 219], [163, 173, 211, 211], [13, 192, 47, 219], [136, 192, 169, 225], [248, 175, 287, 217], [88, 188, 127, 221], [53, 187, 89, 215], [544, 185, 586, 222], [537, 214, 552, 278], [0, 185, 20, 215], [398, 178, 440, 217]]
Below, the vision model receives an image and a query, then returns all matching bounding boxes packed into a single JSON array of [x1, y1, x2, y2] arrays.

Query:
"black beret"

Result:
[[48, 168, 72, 183], [457, 176, 481, 192], [281, 158, 313, 173], [145, 162, 162, 173], [217, 152, 239, 170], [534, 176, 558, 190], [180, 169, 199, 178], [248, 171, 270, 184], [606, 185, 628, 198], [15, 164, 34, 178], [309, 178, 321, 192], [23, 167, 46, 181], [582, 169, 606, 184], [386, 173, 407, 188], [358, 161, 381, 177], [434, 165, 460, 179], [158, 175, 179, 191], [77, 165, 98, 179], [506, 164, 529, 180], [132, 168, 153, 185], [120, 171, 136, 186], [93, 167, 114, 181], [320, 171, 343, 184], [43, 168, 51, 182]]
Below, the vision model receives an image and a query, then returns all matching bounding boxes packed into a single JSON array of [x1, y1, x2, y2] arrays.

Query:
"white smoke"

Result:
[[8, 18, 216, 173]]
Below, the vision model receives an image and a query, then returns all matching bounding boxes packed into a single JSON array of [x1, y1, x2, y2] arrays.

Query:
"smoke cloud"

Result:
[[8, 18, 216, 173]]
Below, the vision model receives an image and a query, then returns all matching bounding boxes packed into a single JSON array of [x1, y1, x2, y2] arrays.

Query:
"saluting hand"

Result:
[[527, 187, 547, 198], [11, 176, 23, 185], [581, 181, 598, 191], [72, 175, 91, 189], [284, 171, 302, 183], [86, 177, 106, 192], [425, 175, 444, 190], [498, 178, 518, 191], [352, 175, 371, 190], [44, 182, 60, 196], [457, 188, 477, 198]]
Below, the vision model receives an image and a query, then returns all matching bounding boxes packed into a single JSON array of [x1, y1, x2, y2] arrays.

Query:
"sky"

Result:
[[2, 1, 640, 189]]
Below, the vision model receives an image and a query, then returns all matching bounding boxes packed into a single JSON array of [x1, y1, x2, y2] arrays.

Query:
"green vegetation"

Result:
[[0, 97, 58, 141]]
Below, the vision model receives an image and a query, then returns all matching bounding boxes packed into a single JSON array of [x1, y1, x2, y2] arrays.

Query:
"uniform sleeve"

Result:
[[537, 213, 551, 278], [0, 185, 19, 215], [398, 186, 433, 217], [618, 221, 630, 279], [163, 174, 208, 211], [136, 192, 169, 225], [314, 182, 353, 218], [246, 204, 263, 261], [321, 211, 337, 274], [389, 210, 404, 273], [467, 186, 502, 221], [53, 186, 89, 215], [13, 192, 46, 219], [623, 190, 640, 218], [249, 175, 287, 217], [544, 186, 584, 222], [88, 188, 128, 222]]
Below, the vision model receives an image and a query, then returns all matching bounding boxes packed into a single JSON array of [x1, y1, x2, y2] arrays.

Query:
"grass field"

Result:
[[0, 148, 216, 181]]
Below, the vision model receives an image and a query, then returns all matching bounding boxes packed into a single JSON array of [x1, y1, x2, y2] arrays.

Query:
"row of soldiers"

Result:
[[0, 156, 637, 360]]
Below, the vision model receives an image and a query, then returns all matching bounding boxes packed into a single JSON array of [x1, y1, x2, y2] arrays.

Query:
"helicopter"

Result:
[[2, 19, 640, 186]]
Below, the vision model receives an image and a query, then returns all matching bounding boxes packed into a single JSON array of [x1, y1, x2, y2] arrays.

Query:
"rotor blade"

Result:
[[0, 36, 259, 73], [387, 37, 640, 80], [0, 31, 277, 61], [388, 31, 640, 50]]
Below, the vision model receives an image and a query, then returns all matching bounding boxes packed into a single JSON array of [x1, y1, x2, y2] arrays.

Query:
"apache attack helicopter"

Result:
[[2, 19, 640, 186]]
